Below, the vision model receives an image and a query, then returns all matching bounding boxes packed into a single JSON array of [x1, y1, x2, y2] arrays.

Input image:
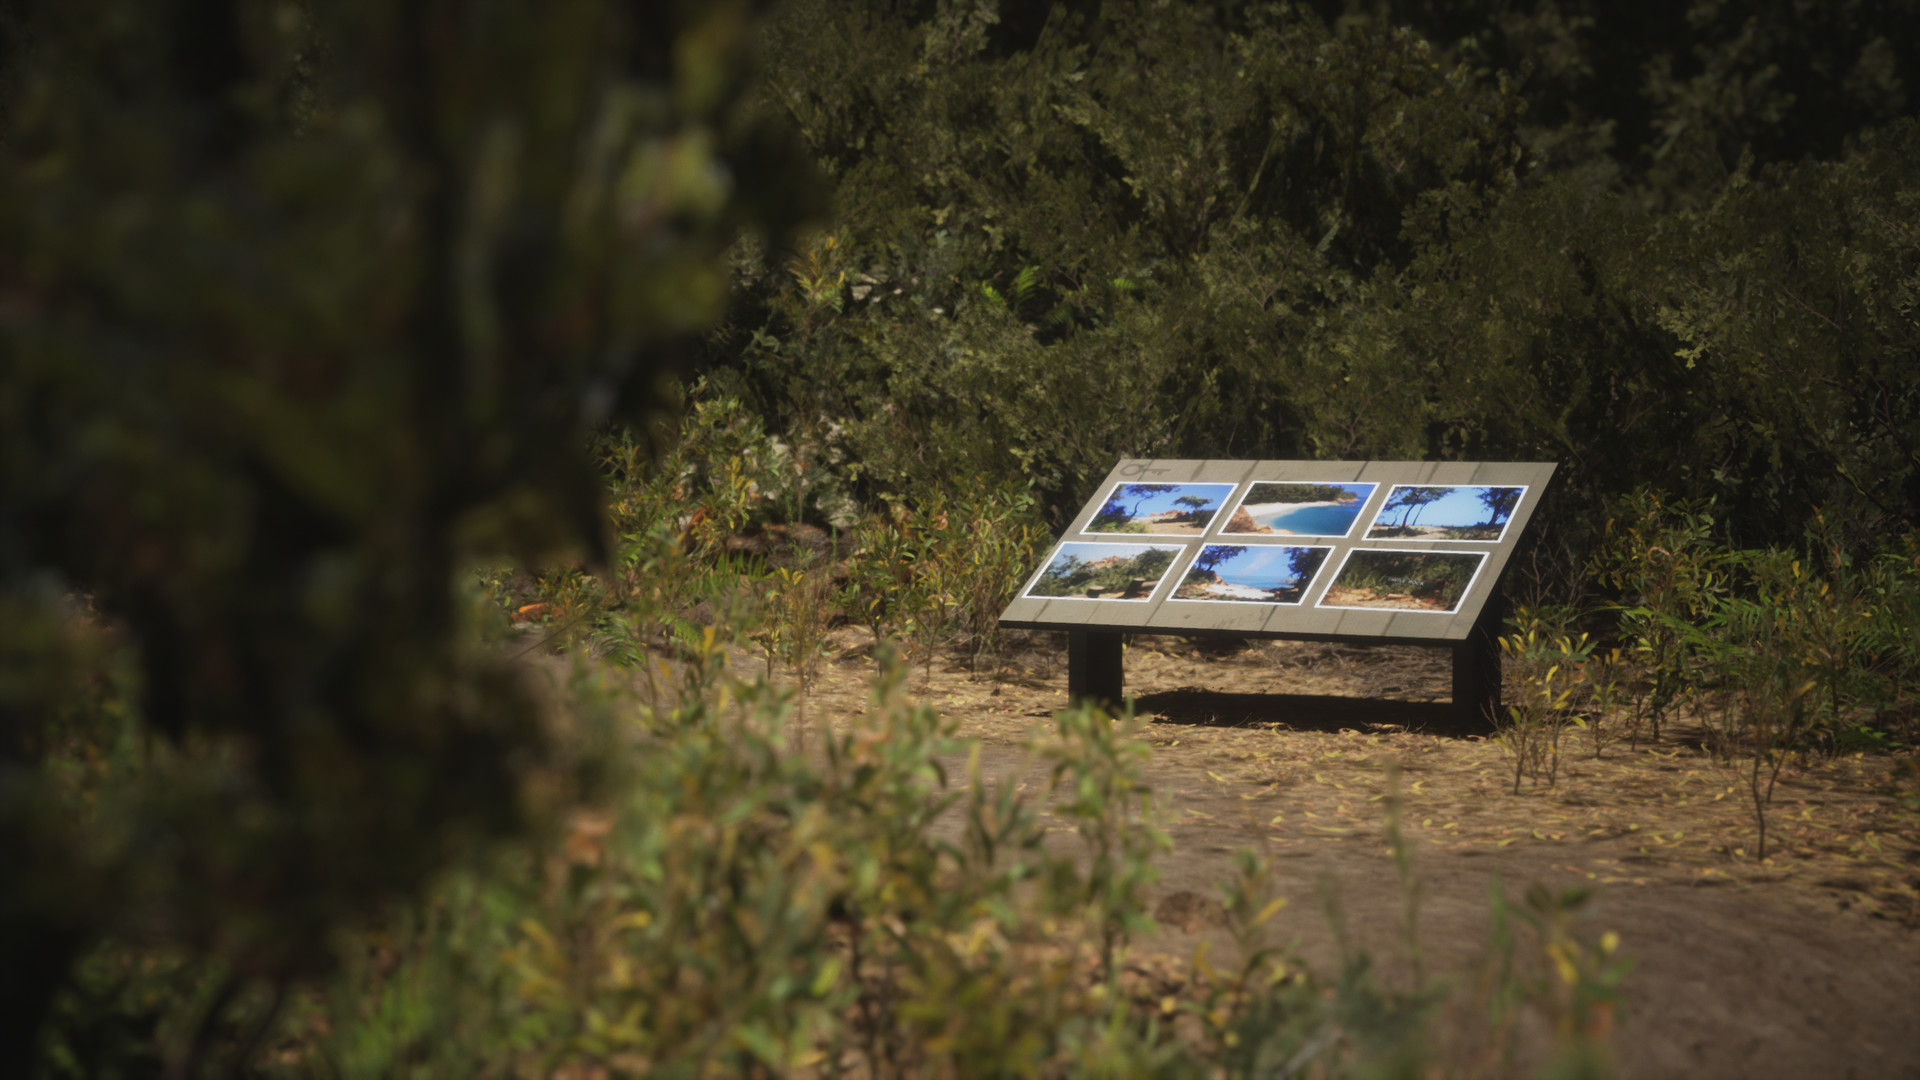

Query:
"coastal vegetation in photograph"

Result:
[[1083, 482, 1237, 535], [1220, 481, 1377, 538], [1024, 541, 1185, 601], [1318, 549, 1488, 613], [1364, 485, 1526, 542], [1173, 544, 1332, 605]]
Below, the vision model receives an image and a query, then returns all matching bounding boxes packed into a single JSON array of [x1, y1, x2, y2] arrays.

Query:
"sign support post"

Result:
[[1067, 629, 1124, 711], [1451, 583, 1505, 726]]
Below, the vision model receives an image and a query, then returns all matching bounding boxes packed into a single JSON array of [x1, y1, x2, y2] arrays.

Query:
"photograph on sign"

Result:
[[1317, 549, 1487, 613], [1023, 541, 1185, 601], [1362, 485, 1526, 542], [1219, 481, 1377, 538], [1081, 482, 1238, 536], [1171, 543, 1331, 604]]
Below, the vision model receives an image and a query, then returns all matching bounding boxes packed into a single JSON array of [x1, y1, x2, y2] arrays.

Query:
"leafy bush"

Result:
[[1589, 489, 1731, 743], [1497, 610, 1597, 794], [30, 591, 1635, 1077], [280, 634, 1630, 1078], [0, 0, 830, 1061], [1583, 490, 1920, 857], [834, 478, 1047, 675]]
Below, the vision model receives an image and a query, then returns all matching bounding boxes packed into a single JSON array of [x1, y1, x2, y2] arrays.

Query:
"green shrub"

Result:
[[835, 477, 1046, 676], [1589, 488, 1729, 744], [274, 622, 1630, 1077], [1497, 611, 1597, 794], [1588, 490, 1920, 858]]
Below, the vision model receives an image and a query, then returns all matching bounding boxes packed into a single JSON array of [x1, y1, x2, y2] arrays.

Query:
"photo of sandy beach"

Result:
[[1082, 482, 1237, 535], [1362, 485, 1525, 542], [1317, 550, 1486, 613], [1219, 481, 1376, 538], [1023, 541, 1185, 601], [1172, 544, 1331, 604]]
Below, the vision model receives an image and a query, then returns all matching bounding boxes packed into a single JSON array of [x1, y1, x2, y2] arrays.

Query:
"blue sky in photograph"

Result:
[[1374, 485, 1521, 528], [1208, 545, 1319, 587], [1099, 483, 1236, 518]]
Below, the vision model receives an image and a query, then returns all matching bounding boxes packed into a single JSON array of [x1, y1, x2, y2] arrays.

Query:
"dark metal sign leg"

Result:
[[1068, 630, 1125, 712], [1452, 585, 1505, 727]]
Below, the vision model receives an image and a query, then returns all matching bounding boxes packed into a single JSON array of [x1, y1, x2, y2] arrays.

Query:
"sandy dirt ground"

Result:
[[749, 629, 1920, 1079]]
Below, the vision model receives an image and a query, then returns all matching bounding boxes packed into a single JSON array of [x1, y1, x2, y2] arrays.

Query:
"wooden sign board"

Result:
[[998, 459, 1557, 719]]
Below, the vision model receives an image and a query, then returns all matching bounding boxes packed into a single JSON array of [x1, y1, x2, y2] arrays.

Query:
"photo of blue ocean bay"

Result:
[[1239, 502, 1359, 535]]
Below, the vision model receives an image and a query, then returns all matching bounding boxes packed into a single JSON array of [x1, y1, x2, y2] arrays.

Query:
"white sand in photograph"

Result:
[[1238, 500, 1349, 516], [1200, 582, 1273, 600]]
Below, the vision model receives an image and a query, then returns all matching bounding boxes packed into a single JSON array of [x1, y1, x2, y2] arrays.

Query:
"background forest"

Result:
[[721, 0, 1919, 582], [3, 0, 1918, 1076]]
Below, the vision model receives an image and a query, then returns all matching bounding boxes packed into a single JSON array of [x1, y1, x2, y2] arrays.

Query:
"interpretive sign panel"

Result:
[[998, 459, 1557, 719], [1001, 459, 1553, 641]]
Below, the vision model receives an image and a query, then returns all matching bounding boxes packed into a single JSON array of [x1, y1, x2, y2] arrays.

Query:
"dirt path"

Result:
[[777, 630, 1920, 1079]]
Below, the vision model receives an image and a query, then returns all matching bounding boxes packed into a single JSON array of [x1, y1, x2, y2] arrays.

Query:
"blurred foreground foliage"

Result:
[[0, 0, 819, 1069]]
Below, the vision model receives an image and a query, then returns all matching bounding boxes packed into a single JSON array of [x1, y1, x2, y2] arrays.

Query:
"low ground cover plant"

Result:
[[1498, 491, 1920, 860], [295, 643, 1633, 1077], [1495, 610, 1596, 794], [31, 396, 1917, 1075], [35, 619, 1634, 1078]]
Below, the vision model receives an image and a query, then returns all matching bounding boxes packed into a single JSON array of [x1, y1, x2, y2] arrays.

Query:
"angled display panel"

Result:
[[999, 459, 1555, 643]]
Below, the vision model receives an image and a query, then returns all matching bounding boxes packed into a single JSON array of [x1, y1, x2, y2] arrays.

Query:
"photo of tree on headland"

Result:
[[1083, 482, 1237, 535], [1173, 544, 1331, 604], [1221, 481, 1376, 537], [1318, 550, 1486, 612], [1024, 542, 1184, 600], [1362, 485, 1524, 541]]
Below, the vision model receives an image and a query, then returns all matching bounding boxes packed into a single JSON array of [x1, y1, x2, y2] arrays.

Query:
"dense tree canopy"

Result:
[[704, 0, 1918, 580]]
